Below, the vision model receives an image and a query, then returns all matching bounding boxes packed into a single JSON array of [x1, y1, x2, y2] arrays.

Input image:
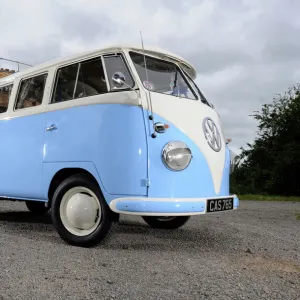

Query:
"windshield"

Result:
[[182, 70, 213, 107], [129, 51, 197, 100]]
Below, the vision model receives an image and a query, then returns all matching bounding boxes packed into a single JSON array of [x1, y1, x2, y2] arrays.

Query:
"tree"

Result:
[[231, 84, 300, 196]]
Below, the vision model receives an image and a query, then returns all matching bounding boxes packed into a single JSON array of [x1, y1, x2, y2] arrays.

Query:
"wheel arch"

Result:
[[47, 167, 100, 205]]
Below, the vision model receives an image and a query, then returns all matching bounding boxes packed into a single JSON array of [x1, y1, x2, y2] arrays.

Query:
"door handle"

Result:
[[45, 124, 57, 131]]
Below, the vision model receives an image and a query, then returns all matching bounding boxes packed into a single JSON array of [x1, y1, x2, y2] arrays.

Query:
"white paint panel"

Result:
[[149, 94, 226, 194], [109, 195, 237, 216]]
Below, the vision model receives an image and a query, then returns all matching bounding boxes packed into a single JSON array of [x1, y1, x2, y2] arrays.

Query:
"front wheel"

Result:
[[51, 174, 112, 247], [142, 216, 190, 229]]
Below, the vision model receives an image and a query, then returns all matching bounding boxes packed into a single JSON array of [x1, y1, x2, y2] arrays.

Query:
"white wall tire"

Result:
[[51, 174, 112, 247]]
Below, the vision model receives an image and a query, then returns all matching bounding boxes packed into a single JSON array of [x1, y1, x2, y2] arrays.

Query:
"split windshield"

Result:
[[129, 51, 197, 100]]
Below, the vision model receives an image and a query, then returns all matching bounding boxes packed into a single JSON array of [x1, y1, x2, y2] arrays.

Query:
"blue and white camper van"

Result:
[[0, 45, 239, 247]]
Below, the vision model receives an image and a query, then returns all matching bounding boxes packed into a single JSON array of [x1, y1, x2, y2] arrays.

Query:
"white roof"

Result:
[[0, 45, 197, 86]]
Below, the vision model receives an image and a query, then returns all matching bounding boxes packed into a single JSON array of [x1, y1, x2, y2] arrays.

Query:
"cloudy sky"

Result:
[[0, 0, 299, 154]]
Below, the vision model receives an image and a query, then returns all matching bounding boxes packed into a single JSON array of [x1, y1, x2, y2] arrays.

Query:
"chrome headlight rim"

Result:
[[162, 141, 192, 172]]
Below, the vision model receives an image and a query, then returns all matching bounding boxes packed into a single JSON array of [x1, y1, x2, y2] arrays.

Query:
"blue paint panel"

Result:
[[144, 111, 231, 199], [44, 104, 147, 196], [234, 196, 239, 208], [144, 112, 216, 198], [116, 200, 205, 213], [0, 113, 45, 199], [219, 147, 230, 196], [0, 100, 235, 212]]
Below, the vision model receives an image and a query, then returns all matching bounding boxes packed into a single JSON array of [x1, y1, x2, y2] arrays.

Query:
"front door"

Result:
[[44, 54, 148, 196]]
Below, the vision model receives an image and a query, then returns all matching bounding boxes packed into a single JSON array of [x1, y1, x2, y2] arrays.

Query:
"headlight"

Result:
[[162, 141, 192, 171]]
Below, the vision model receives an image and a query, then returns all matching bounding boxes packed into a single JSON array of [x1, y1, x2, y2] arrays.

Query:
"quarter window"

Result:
[[15, 74, 47, 110], [0, 84, 13, 113], [52, 64, 78, 103], [52, 57, 108, 103], [104, 55, 134, 91]]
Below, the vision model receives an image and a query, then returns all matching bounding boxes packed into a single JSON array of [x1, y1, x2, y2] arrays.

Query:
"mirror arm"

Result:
[[112, 77, 139, 95]]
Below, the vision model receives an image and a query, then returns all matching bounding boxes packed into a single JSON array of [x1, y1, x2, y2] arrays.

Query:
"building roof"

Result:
[[0, 68, 15, 79]]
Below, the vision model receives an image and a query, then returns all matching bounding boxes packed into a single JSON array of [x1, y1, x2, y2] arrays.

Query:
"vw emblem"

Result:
[[202, 117, 222, 152]]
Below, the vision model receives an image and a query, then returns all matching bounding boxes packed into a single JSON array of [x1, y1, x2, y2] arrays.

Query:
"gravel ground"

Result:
[[0, 200, 299, 300]]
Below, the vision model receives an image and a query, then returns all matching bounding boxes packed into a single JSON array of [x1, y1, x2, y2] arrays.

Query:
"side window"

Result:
[[15, 74, 47, 110], [52, 57, 108, 103], [75, 58, 107, 98], [104, 55, 134, 91], [0, 84, 13, 113]]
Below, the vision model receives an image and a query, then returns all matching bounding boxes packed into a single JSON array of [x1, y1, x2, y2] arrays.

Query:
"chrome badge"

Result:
[[202, 118, 222, 152]]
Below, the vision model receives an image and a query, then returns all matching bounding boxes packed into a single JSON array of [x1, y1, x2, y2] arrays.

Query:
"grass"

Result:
[[295, 213, 300, 220], [237, 194, 300, 202]]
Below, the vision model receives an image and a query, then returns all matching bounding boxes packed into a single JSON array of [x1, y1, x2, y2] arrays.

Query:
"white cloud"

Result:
[[0, 0, 299, 154]]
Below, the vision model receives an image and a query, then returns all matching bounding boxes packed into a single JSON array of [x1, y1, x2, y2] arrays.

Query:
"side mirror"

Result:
[[154, 122, 169, 134], [112, 72, 126, 88]]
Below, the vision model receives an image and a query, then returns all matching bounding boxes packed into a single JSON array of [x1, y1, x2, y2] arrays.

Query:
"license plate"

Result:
[[206, 198, 234, 213]]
